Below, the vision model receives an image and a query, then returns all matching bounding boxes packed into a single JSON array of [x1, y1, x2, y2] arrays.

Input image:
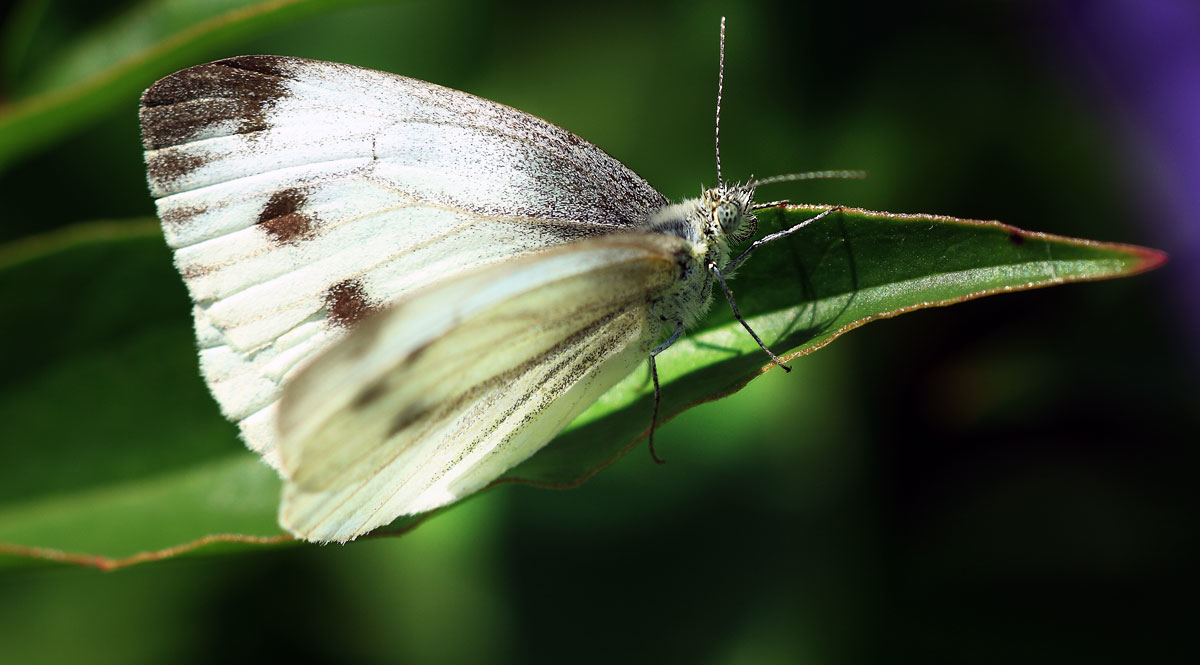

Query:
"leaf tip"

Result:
[[1129, 245, 1169, 274]]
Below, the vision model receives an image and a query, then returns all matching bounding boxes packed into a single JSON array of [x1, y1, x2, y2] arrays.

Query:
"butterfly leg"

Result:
[[723, 205, 843, 274], [647, 324, 684, 464], [710, 262, 792, 373]]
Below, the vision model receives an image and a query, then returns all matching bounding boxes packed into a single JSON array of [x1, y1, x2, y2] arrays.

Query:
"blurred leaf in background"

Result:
[[0, 1, 1194, 664], [0, 0, 383, 180]]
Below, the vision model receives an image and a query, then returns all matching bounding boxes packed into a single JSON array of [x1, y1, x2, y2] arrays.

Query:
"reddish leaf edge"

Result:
[[781, 203, 1168, 274], [0, 535, 293, 572], [0, 513, 439, 572]]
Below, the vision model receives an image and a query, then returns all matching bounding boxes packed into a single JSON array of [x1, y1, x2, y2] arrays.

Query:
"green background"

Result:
[[0, 0, 1192, 663]]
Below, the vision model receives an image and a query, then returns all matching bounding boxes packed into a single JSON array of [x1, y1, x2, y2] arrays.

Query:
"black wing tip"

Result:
[[139, 55, 302, 108], [139, 55, 307, 152]]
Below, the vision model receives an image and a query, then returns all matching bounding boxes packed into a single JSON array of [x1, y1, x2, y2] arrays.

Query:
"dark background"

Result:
[[0, 0, 1194, 663]]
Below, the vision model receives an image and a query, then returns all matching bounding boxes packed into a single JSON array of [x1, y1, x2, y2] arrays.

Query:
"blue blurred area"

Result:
[[1051, 0, 1200, 367], [0, 1, 1194, 663]]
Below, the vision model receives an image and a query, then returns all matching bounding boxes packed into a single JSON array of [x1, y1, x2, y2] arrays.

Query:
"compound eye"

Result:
[[716, 201, 739, 229]]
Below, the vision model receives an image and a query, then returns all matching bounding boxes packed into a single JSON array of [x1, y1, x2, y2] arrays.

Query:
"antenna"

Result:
[[750, 170, 868, 187], [715, 16, 726, 185]]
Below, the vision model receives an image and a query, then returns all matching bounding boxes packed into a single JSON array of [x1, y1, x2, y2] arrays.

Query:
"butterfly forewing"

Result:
[[139, 56, 668, 464], [277, 235, 685, 542]]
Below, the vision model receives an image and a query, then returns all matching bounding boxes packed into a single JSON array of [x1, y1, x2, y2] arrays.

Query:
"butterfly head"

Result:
[[702, 181, 758, 247]]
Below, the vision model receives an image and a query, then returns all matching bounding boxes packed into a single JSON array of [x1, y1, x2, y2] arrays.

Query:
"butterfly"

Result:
[[139, 19, 858, 542]]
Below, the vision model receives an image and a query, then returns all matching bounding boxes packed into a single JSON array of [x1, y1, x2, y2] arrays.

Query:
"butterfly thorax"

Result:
[[641, 182, 757, 333]]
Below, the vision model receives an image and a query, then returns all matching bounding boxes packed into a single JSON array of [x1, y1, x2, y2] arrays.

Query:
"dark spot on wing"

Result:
[[139, 55, 293, 150], [145, 150, 211, 186], [260, 212, 313, 242], [352, 380, 388, 410], [158, 204, 207, 227], [1008, 231, 1026, 245], [258, 187, 315, 243], [404, 338, 434, 366], [386, 403, 433, 439], [325, 279, 380, 328]]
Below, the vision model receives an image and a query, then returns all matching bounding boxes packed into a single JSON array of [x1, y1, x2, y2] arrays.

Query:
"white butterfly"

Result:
[[140, 20, 856, 542]]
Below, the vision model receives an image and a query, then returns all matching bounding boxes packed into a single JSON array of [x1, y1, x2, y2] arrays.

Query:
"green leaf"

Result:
[[0, 208, 1164, 568], [0, 0, 385, 174], [0, 221, 288, 568], [506, 205, 1167, 483]]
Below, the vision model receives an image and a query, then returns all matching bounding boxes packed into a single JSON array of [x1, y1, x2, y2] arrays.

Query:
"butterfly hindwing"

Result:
[[276, 234, 685, 542], [139, 56, 668, 464]]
